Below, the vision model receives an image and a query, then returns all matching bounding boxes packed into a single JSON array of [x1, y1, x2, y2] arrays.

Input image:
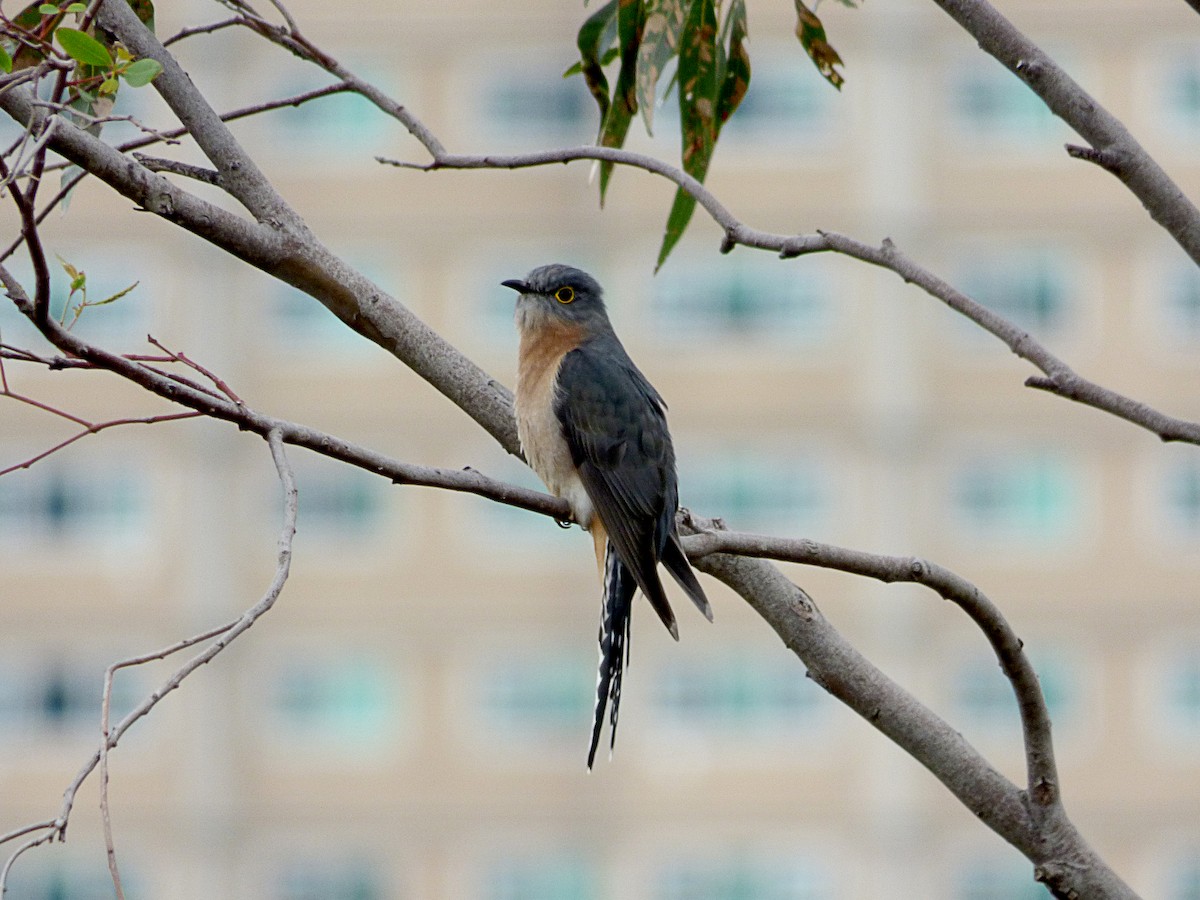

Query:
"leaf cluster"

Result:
[[54, 255, 137, 331], [0, 1, 162, 108], [567, 0, 853, 268]]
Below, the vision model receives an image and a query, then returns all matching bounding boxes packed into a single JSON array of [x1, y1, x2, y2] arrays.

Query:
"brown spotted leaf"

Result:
[[634, 0, 685, 135], [794, 0, 844, 90]]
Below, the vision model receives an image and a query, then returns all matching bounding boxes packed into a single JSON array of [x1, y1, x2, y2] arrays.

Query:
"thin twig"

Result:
[[163, 17, 243, 47], [2, 432, 294, 886], [0, 833, 55, 895], [0, 821, 55, 848], [381, 147, 1200, 446], [96, 620, 241, 898], [0, 410, 202, 477], [30, 98, 182, 145], [145, 335, 243, 404]]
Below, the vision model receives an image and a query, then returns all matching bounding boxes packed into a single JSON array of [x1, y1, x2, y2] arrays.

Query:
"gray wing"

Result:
[[554, 341, 679, 633]]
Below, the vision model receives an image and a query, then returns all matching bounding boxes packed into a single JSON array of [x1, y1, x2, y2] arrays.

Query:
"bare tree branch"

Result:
[[0, 427, 296, 885], [682, 520, 1057, 803], [927, 0, 1200, 268], [132, 154, 220, 185], [693, 550, 1137, 899], [163, 17, 243, 47], [385, 148, 1200, 445], [0, 81, 523, 452], [0, 821, 56, 849], [96, 0, 296, 226], [0, 409, 202, 477], [0, 273, 561, 519]]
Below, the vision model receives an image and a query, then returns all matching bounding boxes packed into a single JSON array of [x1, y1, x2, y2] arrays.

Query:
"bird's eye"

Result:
[[555, 286, 575, 304]]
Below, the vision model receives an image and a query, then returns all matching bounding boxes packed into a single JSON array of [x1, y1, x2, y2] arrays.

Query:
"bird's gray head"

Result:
[[502, 263, 611, 334]]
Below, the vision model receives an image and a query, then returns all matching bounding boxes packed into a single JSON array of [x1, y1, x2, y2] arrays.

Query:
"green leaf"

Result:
[[716, 0, 750, 128], [39, 3, 58, 13], [596, 0, 643, 202], [121, 57, 162, 87], [656, 186, 698, 272], [55, 27, 113, 68], [635, 0, 686, 134], [66, 2, 87, 11], [657, 0, 717, 269], [0, 46, 12, 75], [573, 0, 618, 122], [793, 0, 844, 89]]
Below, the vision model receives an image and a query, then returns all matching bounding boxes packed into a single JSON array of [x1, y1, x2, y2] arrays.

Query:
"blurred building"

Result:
[[2, 0, 1200, 897]]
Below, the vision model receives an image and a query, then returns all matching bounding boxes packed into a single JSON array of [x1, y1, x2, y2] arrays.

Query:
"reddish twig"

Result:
[[146, 335, 243, 404]]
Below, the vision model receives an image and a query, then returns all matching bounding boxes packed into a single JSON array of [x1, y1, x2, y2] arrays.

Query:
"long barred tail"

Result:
[[587, 541, 635, 769]]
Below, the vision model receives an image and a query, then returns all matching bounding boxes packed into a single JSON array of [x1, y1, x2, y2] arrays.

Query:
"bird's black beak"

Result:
[[501, 279, 530, 294]]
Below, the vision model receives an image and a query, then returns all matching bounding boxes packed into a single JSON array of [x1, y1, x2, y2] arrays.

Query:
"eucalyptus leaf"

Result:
[[597, 0, 643, 202], [793, 0, 844, 89], [573, 0, 618, 122], [635, 0, 686, 135], [656, 0, 717, 269]]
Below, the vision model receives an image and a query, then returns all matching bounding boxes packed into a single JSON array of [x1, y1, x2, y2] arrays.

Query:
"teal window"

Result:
[[655, 856, 830, 900], [303, 475, 379, 529], [1163, 56, 1200, 135], [3, 862, 138, 900], [270, 658, 398, 750], [267, 76, 394, 160], [950, 64, 1060, 140], [484, 70, 593, 141], [276, 859, 382, 900], [477, 654, 593, 735], [950, 455, 1079, 541], [680, 451, 828, 535], [952, 654, 1073, 727], [485, 853, 597, 900], [0, 253, 148, 346], [955, 251, 1070, 337], [1170, 858, 1200, 900], [0, 663, 138, 734], [267, 256, 395, 358], [1164, 459, 1200, 533], [651, 258, 832, 342], [956, 859, 1052, 899], [279, 454, 386, 538], [1163, 655, 1200, 733], [270, 285, 364, 350], [0, 466, 143, 541], [652, 654, 821, 733], [1160, 260, 1200, 340]]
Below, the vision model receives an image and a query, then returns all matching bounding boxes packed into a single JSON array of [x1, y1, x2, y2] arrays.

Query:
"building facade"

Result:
[[2, 0, 1200, 897]]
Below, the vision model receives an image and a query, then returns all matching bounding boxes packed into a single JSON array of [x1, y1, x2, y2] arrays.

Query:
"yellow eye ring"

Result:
[[554, 286, 575, 304]]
